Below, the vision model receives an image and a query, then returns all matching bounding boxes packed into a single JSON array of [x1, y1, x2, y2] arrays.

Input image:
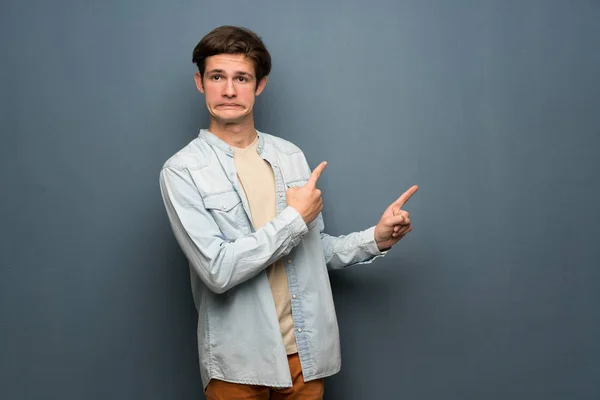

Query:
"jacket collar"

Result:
[[199, 129, 266, 157]]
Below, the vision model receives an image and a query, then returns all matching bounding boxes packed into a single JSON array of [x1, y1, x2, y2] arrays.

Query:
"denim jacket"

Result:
[[159, 129, 386, 389]]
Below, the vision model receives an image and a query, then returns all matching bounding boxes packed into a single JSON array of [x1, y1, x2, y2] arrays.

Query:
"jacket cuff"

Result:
[[281, 206, 309, 245], [361, 226, 389, 257]]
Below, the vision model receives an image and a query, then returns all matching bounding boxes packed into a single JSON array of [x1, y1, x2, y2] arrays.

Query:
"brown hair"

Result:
[[192, 26, 272, 85]]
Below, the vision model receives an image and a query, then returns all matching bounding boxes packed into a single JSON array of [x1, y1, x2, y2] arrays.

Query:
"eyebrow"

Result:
[[206, 69, 254, 77]]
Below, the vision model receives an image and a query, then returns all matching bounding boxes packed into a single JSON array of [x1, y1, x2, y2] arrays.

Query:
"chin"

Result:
[[212, 109, 250, 124]]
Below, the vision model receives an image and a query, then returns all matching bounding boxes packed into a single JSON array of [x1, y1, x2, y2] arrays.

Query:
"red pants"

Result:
[[205, 353, 325, 399]]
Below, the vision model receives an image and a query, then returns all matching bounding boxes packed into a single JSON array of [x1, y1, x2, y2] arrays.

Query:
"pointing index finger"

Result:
[[394, 185, 419, 209], [306, 161, 328, 188]]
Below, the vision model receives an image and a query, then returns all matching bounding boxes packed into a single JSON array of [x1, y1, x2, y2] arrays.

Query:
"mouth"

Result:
[[217, 104, 243, 108]]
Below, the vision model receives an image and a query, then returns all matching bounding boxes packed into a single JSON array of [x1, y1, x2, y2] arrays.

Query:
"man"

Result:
[[159, 25, 418, 399]]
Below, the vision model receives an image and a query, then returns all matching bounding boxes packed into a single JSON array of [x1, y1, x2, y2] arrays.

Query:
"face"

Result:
[[195, 53, 267, 125]]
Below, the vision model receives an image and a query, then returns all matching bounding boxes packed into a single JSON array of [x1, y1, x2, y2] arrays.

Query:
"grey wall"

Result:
[[1, 1, 599, 399]]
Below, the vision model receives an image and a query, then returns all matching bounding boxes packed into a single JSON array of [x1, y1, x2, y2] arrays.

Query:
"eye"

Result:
[[211, 75, 222, 81], [237, 76, 249, 83]]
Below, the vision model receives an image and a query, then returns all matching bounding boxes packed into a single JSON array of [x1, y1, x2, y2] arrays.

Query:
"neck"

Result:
[[209, 117, 257, 149]]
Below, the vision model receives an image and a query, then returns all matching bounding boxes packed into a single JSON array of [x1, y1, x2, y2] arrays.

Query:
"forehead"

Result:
[[204, 54, 255, 75]]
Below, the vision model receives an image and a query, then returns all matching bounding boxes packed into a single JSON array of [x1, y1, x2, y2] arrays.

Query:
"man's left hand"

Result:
[[374, 185, 419, 251]]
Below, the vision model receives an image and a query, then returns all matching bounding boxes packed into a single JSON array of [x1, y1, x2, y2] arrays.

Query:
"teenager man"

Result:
[[159, 25, 418, 399]]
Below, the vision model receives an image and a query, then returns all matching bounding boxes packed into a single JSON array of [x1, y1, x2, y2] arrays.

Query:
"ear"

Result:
[[255, 76, 268, 96], [194, 72, 205, 94]]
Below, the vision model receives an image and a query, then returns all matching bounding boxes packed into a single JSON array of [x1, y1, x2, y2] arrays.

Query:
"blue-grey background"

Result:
[[1, 0, 599, 399]]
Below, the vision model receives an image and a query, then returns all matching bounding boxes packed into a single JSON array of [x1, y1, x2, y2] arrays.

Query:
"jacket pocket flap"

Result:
[[203, 191, 242, 212], [286, 179, 309, 189]]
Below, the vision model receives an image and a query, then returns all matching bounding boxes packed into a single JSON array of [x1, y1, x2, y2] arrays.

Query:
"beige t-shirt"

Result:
[[232, 135, 297, 355]]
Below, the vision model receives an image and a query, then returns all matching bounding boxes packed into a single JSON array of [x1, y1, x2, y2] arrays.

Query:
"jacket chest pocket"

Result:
[[203, 190, 247, 239], [285, 178, 308, 189]]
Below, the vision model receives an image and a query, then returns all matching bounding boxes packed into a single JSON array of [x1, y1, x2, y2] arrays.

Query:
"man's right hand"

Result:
[[286, 161, 327, 224]]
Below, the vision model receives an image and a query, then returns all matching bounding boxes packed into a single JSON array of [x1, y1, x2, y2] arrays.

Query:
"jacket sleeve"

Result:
[[316, 213, 388, 271], [159, 166, 308, 294], [294, 152, 387, 271]]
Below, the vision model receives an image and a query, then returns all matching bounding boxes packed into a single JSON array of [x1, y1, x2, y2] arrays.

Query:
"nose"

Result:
[[222, 78, 236, 98]]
